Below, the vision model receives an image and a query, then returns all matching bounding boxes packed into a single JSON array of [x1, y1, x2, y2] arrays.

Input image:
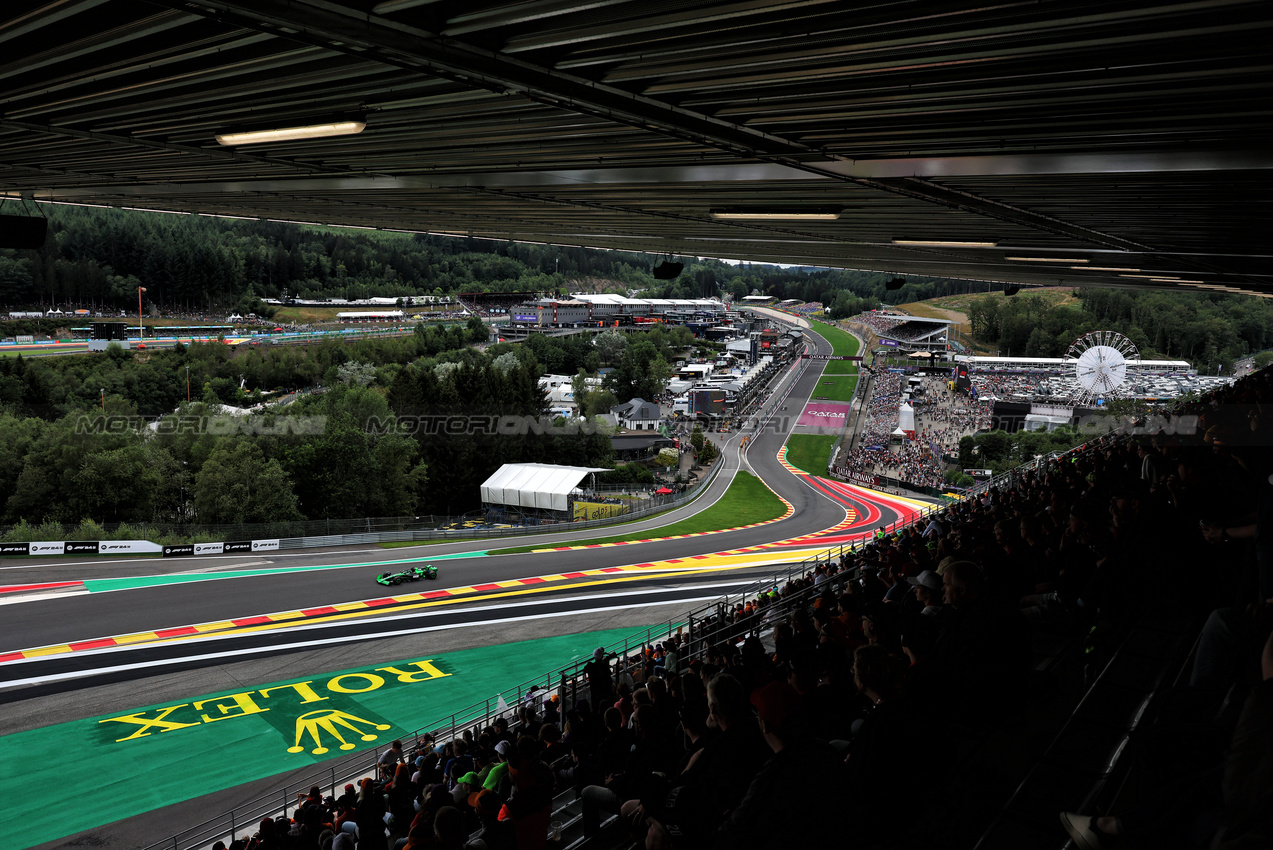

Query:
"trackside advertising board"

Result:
[[2, 540, 279, 557], [161, 539, 278, 557], [1, 540, 163, 556]]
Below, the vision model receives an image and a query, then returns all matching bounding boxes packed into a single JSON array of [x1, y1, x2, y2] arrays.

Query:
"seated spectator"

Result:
[[906, 569, 944, 617], [580, 704, 681, 838], [714, 680, 851, 849], [432, 806, 486, 850], [379, 739, 405, 781], [355, 778, 389, 850], [623, 673, 768, 849], [445, 741, 475, 789], [938, 559, 1031, 719], [841, 644, 925, 846], [497, 736, 555, 850]]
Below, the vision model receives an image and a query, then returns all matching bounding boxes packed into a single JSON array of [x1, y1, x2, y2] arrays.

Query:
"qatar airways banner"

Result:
[[797, 403, 851, 429]]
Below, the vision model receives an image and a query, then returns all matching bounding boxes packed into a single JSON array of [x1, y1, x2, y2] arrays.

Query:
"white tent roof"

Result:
[[480, 463, 609, 512]]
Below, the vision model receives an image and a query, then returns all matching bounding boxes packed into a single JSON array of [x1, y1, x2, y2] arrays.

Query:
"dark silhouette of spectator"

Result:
[[628, 673, 768, 848], [583, 647, 617, 711], [580, 703, 681, 838], [714, 680, 851, 849]]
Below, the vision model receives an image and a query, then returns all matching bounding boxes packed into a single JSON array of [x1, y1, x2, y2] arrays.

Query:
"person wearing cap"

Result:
[[907, 569, 944, 616], [452, 771, 484, 809], [468, 786, 510, 850], [481, 738, 514, 796], [542, 693, 561, 728]]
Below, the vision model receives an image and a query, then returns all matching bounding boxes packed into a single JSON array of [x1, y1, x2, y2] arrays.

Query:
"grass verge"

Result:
[[486, 471, 786, 554], [784, 434, 840, 475], [810, 375, 858, 402]]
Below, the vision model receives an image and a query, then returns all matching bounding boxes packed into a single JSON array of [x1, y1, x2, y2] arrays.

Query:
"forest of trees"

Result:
[[0, 319, 704, 527], [1, 204, 1014, 315], [3, 203, 1270, 528], [963, 289, 1273, 373]]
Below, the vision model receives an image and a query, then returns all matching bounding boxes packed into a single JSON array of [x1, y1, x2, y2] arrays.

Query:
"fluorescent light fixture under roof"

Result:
[[1005, 256, 1087, 263], [1076, 266, 1141, 272], [893, 239, 998, 248], [1152, 278, 1205, 284], [215, 120, 365, 146], [711, 208, 840, 221], [1121, 274, 1181, 280], [122, 207, 189, 215]]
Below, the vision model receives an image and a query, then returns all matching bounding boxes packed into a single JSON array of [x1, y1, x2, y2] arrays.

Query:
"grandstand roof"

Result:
[[3, 2, 1268, 295], [479, 463, 608, 513]]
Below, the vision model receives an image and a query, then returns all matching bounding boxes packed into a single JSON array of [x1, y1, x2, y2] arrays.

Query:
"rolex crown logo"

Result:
[[288, 709, 392, 755]]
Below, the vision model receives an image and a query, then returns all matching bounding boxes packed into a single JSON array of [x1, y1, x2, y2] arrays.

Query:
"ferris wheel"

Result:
[[1067, 330, 1139, 406]]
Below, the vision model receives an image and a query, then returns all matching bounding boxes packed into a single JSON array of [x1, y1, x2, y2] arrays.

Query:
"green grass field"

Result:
[[810, 320, 859, 374], [804, 320, 860, 399], [784, 434, 839, 474], [486, 471, 786, 554]]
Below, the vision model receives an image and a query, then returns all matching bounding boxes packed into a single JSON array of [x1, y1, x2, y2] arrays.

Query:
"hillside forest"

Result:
[[0, 204, 1270, 530], [0, 322, 695, 531]]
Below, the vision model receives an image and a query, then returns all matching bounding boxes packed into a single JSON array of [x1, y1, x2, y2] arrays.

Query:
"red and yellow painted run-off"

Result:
[[2, 452, 929, 665], [0, 549, 818, 663]]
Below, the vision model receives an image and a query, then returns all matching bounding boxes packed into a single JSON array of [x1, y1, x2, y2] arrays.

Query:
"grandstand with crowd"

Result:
[[229, 344, 1273, 850]]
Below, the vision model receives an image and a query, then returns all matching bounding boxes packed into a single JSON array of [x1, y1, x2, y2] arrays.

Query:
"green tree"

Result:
[[193, 441, 302, 524], [593, 330, 628, 366], [699, 439, 719, 464], [603, 339, 669, 403]]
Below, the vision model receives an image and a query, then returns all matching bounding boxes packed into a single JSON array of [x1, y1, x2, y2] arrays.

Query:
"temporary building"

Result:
[[898, 402, 917, 439], [480, 463, 609, 513]]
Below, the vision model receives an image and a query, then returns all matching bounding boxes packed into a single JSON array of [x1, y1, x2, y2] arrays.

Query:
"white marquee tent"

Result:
[[480, 463, 610, 513]]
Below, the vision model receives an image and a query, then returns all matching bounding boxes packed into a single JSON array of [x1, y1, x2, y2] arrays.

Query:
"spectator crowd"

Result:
[[211, 359, 1273, 850]]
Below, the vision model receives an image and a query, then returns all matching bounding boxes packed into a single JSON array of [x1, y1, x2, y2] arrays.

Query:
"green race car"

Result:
[[376, 565, 438, 585]]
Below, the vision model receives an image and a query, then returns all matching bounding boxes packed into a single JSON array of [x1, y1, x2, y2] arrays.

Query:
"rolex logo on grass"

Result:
[[289, 709, 392, 754], [96, 659, 450, 755]]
